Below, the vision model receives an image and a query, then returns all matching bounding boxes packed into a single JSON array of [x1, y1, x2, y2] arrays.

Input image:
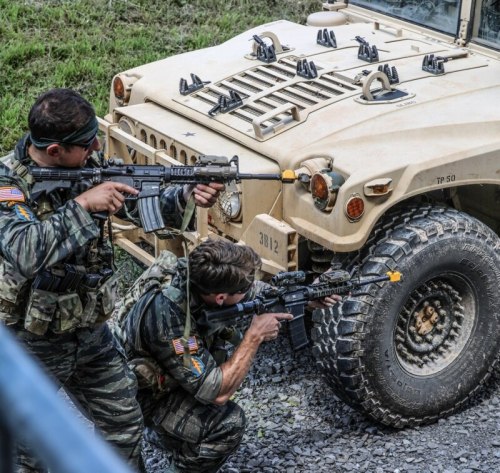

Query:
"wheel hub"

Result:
[[396, 279, 467, 372], [415, 302, 440, 336]]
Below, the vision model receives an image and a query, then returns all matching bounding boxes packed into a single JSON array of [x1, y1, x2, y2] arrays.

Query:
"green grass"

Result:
[[0, 0, 320, 155]]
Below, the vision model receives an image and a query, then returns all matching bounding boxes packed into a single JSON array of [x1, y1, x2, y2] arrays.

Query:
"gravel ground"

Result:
[[142, 334, 500, 473]]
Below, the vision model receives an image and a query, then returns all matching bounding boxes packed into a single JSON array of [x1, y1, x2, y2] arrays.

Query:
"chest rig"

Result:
[[0, 141, 118, 335]]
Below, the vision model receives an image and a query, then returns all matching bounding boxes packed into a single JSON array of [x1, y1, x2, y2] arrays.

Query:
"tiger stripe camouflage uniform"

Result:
[[0, 135, 191, 472], [119, 258, 264, 473]]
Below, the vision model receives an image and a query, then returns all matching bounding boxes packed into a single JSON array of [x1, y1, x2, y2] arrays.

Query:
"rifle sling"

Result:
[[181, 196, 196, 368], [180, 195, 196, 233]]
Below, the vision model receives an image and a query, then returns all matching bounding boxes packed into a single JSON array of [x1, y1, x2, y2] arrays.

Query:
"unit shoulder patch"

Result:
[[189, 356, 205, 377], [14, 204, 35, 222]]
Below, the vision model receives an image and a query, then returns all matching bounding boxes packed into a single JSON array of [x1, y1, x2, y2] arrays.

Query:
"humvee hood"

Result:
[[122, 20, 500, 172]]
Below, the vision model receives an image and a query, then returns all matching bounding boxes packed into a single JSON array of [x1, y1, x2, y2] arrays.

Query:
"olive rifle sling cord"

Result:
[[180, 196, 196, 369]]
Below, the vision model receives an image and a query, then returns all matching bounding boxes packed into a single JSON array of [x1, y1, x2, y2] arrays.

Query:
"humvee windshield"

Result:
[[349, 0, 461, 34], [349, 0, 500, 48], [477, 0, 500, 47]]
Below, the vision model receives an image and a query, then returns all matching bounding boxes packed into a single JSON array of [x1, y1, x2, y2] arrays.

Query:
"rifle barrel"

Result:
[[237, 173, 284, 180], [30, 168, 91, 181]]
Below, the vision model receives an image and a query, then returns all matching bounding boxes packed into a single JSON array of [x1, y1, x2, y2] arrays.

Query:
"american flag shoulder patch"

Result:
[[172, 336, 199, 355], [0, 186, 25, 203]]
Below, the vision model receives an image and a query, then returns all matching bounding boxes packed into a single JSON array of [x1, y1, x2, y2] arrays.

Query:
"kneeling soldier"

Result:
[[118, 239, 293, 473]]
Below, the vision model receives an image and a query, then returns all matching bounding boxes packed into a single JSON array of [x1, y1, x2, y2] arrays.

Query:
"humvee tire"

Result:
[[312, 205, 500, 427]]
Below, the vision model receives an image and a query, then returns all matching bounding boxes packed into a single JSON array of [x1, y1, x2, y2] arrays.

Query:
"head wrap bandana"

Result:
[[29, 115, 99, 149]]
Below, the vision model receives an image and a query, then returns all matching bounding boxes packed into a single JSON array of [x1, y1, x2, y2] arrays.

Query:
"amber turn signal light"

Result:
[[345, 195, 365, 221]]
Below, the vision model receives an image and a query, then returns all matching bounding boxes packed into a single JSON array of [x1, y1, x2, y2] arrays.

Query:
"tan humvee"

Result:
[[101, 0, 500, 428]]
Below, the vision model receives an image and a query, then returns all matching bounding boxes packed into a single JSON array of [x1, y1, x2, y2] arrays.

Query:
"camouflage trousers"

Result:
[[140, 388, 246, 473], [13, 323, 144, 472]]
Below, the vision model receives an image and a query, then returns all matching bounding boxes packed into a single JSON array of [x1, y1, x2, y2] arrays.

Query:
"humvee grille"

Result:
[[181, 57, 361, 141]]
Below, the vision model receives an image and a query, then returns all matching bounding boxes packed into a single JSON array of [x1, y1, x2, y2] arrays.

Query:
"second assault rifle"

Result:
[[199, 269, 402, 350], [29, 155, 297, 232]]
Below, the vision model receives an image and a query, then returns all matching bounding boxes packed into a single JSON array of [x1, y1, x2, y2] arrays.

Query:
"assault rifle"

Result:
[[29, 155, 297, 232], [199, 269, 402, 350]]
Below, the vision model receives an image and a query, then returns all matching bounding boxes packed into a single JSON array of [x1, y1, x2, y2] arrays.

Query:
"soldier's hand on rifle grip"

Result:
[[248, 312, 293, 343], [308, 294, 342, 309], [74, 181, 139, 214], [183, 182, 225, 208]]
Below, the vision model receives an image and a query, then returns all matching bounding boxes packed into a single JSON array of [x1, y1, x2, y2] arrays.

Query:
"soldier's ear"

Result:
[[214, 293, 226, 306], [46, 143, 62, 157]]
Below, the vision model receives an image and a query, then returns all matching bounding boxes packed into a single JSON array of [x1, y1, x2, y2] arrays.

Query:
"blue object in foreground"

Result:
[[0, 324, 135, 473]]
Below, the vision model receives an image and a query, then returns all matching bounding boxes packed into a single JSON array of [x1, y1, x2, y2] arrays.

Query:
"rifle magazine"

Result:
[[287, 312, 309, 351], [138, 196, 164, 233]]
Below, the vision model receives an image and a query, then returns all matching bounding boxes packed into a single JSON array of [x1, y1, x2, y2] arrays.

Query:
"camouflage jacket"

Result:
[[0, 135, 190, 335], [120, 260, 263, 405]]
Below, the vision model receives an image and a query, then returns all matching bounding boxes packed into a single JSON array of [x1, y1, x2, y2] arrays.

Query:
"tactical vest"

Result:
[[0, 145, 118, 335]]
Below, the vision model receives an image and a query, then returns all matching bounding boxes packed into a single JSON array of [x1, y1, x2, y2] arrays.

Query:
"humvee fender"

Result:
[[103, 0, 500, 427]]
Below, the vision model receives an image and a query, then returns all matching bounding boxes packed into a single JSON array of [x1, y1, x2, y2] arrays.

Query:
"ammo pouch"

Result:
[[0, 258, 29, 325], [24, 265, 119, 335], [24, 289, 62, 335], [78, 271, 120, 328], [128, 356, 179, 398]]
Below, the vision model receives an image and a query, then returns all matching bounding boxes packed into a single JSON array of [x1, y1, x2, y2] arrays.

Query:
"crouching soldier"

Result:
[[117, 239, 293, 473]]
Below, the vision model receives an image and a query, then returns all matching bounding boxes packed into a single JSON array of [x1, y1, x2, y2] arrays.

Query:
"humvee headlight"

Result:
[[311, 174, 329, 200], [345, 194, 365, 221], [218, 185, 242, 222], [311, 170, 345, 212], [113, 74, 135, 105], [113, 76, 126, 100]]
